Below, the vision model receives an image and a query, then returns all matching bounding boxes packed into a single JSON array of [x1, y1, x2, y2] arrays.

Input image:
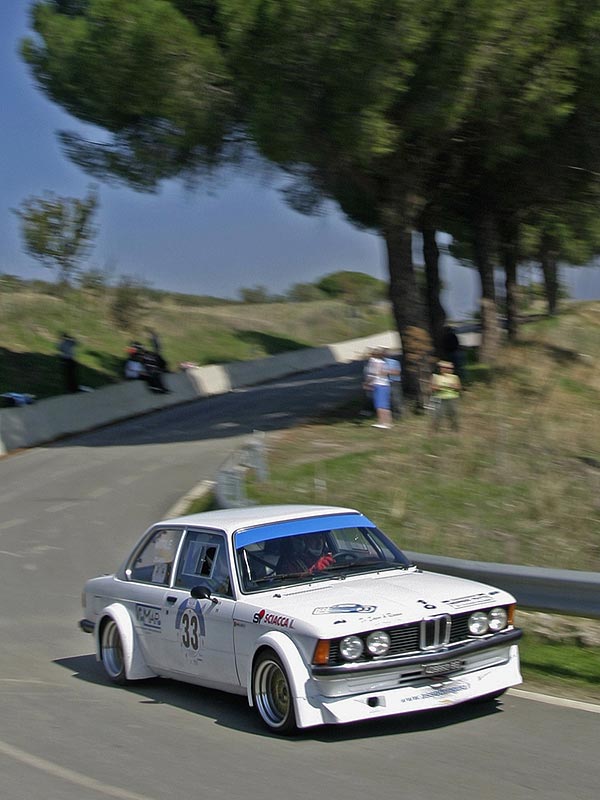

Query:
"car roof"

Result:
[[158, 504, 361, 535]]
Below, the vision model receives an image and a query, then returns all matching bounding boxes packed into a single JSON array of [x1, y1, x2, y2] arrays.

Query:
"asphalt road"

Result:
[[0, 363, 598, 800]]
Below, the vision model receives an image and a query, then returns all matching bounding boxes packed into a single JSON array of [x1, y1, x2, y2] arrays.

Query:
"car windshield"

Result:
[[235, 519, 411, 593]]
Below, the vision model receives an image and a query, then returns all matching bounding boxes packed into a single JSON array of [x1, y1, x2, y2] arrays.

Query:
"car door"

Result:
[[119, 526, 185, 671], [161, 528, 239, 688]]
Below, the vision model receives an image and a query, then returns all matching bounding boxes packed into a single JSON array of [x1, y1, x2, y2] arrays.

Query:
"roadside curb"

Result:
[[164, 479, 215, 520], [508, 688, 600, 713]]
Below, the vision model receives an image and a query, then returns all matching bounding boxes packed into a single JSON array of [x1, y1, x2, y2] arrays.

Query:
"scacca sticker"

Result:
[[252, 609, 295, 629]]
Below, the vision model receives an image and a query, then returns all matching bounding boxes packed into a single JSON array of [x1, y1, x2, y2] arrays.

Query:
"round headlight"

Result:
[[366, 630, 391, 656], [488, 607, 508, 632], [339, 635, 364, 661], [468, 611, 489, 635]]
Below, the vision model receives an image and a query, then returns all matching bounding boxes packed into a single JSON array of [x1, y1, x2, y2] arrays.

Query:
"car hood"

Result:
[[235, 568, 515, 636]]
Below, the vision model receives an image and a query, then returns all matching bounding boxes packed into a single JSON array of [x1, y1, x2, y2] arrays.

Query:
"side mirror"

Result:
[[190, 585, 218, 604]]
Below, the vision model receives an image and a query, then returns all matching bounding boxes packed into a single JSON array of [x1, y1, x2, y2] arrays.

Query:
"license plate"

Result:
[[423, 659, 464, 676]]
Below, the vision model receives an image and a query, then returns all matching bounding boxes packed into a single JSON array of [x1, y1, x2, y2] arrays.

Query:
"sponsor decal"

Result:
[[423, 659, 464, 676], [252, 609, 295, 629], [135, 604, 161, 630], [400, 681, 469, 704], [361, 612, 403, 623], [443, 593, 492, 609], [313, 604, 377, 615], [417, 599, 437, 610]]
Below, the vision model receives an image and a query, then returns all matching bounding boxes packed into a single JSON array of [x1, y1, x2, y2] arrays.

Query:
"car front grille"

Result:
[[327, 611, 479, 665]]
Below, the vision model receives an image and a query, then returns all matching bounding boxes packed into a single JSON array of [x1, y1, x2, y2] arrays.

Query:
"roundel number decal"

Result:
[[180, 608, 200, 650]]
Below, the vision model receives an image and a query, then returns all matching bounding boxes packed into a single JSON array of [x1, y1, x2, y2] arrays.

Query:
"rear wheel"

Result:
[[100, 619, 128, 684], [252, 650, 297, 735]]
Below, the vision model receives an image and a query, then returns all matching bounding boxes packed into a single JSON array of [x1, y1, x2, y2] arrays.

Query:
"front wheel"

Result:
[[252, 650, 297, 735], [100, 619, 128, 684]]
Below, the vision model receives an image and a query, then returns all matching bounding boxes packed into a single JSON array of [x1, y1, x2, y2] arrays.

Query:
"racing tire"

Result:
[[100, 619, 128, 685], [252, 650, 297, 735]]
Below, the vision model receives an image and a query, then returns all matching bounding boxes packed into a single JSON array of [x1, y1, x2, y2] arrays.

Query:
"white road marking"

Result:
[[0, 550, 24, 558], [118, 475, 139, 486], [0, 738, 157, 800], [509, 688, 600, 714], [87, 487, 111, 499], [47, 502, 76, 513], [0, 518, 25, 530]]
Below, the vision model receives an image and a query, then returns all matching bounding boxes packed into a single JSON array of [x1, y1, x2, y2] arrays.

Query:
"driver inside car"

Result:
[[276, 532, 334, 575]]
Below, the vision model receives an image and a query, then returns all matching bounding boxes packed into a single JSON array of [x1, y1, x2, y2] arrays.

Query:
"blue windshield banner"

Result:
[[234, 514, 374, 549]]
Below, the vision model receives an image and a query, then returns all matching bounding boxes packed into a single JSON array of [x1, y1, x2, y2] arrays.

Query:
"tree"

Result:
[[21, 2, 600, 381], [13, 186, 99, 286], [287, 282, 326, 302], [111, 274, 150, 330], [239, 285, 274, 304], [317, 271, 386, 306]]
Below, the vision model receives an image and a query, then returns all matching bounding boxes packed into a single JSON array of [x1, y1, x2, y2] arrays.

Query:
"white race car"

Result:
[[80, 504, 522, 734]]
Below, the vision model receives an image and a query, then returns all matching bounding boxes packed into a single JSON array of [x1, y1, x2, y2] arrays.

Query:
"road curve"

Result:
[[0, 363, 598, 800]]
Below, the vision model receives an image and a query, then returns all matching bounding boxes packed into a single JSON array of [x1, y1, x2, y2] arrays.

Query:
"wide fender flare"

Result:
[[95, 603, 156, 680], [246, 630, 311, 708]]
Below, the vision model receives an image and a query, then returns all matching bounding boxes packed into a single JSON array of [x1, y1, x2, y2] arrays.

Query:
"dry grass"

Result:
[[248, 303, 600, 571]]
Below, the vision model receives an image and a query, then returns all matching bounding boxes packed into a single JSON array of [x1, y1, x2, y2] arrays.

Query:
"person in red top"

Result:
[[276, 533, 335, 575]]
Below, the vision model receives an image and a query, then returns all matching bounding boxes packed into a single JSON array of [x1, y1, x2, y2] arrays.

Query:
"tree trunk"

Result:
[[540, 234, 559, 315], [473, 210, 501, 363], [384, 218, 433, 407], [420, 211, 447, 355], [498, 215, 519, 342]]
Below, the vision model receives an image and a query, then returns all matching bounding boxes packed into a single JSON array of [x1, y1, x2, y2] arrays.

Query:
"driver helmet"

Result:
[[303, 532, 327, 558]]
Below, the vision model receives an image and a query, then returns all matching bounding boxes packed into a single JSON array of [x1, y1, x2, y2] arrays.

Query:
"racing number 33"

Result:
[[181, 609, 200, 650]]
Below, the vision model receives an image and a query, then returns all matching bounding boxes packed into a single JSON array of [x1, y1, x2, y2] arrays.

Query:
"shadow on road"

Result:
[[46, 363, 365, 450], [55, 653, 504, 742]]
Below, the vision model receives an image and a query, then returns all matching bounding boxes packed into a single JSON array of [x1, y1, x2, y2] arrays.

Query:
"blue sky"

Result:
[[2, 1, 598, 315], [1, 1, 389, 302]]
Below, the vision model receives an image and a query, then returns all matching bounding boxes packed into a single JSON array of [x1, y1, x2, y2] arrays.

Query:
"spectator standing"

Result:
[[382, 347, 402, 419], [431, 360, 462, 431], [441, 325, 465, 383], [124, 351, 145, 380], [142, 349, 169, 393], [57, 332, 79, 393], [361, 347, 376, 416], [364, 348, 392, 429], [147, 328, 162, 356]]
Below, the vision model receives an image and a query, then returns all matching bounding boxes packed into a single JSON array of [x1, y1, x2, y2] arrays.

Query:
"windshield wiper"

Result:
[[321, 561, 408, 573], [251, 571, 316, 585]]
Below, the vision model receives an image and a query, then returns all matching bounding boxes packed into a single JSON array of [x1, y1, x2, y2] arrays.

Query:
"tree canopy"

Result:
[[22, 0, 600, 387], [13, 185, 99, 286]]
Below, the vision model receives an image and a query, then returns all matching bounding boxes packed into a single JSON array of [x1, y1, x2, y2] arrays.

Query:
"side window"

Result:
[[174, 530, 232, 596], [127, 528, 183, 586]]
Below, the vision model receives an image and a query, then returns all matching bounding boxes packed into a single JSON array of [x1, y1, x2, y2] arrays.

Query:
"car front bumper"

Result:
[[298, 636, 522, 727]]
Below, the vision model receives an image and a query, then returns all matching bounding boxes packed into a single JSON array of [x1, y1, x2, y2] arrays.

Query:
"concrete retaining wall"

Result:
[[0, 331, 399, 456]]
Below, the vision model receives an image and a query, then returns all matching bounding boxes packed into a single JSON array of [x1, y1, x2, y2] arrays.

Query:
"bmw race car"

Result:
[[80, 504, 522, 734]]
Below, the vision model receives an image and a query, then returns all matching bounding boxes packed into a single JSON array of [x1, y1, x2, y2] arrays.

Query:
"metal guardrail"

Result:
[[405, 551, 600, 619], [213, 436, 600, 619]]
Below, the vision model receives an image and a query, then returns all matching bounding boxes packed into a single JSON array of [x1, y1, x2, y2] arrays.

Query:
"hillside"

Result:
[[245, 302, 600, 573], [0, 286, 391, 399]]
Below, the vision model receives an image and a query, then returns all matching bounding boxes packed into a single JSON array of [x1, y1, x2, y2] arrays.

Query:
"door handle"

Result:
[[166, 596, 177, 604]]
